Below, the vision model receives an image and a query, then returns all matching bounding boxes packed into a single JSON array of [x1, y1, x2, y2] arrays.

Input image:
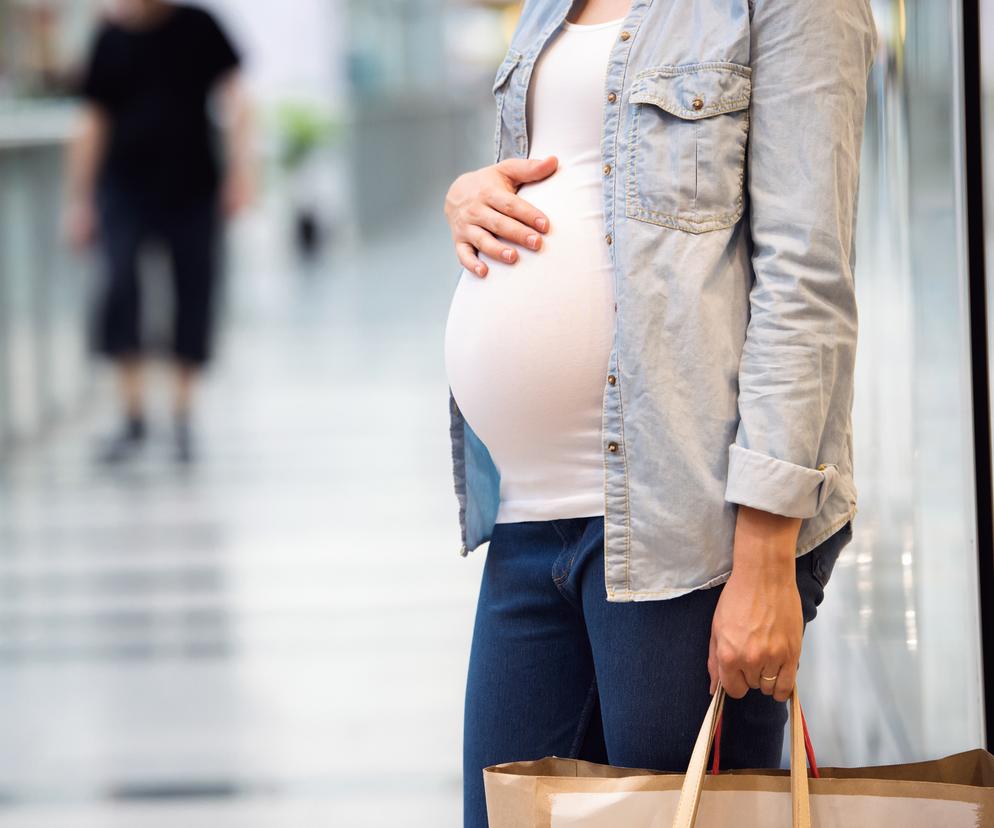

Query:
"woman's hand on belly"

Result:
[[444, 156, 558, 278]]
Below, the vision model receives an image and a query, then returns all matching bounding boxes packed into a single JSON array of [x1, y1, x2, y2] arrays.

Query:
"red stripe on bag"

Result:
[[799, 700, 821, 779], [709, 699, 820, 778]]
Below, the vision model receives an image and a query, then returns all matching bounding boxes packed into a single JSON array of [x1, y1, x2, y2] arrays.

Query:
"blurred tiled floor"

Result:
[[0, 796, 456, 828], [0, 201, 482, 826]]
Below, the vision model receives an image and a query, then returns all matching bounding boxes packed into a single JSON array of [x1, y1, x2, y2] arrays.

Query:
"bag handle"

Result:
[[671, 686, 812, 828], [711, 696, 820, 778]]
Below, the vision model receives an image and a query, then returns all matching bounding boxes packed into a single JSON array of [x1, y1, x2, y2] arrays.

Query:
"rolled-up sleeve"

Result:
[[723, 0, 876, 519]]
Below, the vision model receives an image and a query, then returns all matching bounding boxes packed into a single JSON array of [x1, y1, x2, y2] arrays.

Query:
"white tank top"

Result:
[[444, 17, 622, 524]]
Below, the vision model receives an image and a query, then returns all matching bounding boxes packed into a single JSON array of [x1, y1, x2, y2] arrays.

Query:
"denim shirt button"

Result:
[[619, 30, 631, 41], [692, 97, 704, 110], [607, 374, 617, 385], [605, 233, 613, 245], [607, 91, 617, 103], [603, 163, 612, 175], [608, 441, 619, 453]]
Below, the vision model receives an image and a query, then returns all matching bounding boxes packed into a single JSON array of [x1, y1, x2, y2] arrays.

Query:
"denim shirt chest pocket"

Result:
[[626, 61, 752, 234], [491, 49, 523, 163]]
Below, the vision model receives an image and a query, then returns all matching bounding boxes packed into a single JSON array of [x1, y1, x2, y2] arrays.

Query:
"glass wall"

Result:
[[341, 0, 513, 232], [0, 0, 94, 448], [802, 0, 986, 765], [984, 2, 994, 479]]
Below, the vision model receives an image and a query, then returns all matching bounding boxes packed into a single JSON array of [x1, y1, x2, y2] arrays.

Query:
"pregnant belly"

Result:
[[443, 168, 616, 504]]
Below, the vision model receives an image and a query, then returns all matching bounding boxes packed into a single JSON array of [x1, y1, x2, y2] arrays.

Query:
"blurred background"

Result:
[[0, 0, 993, 825]]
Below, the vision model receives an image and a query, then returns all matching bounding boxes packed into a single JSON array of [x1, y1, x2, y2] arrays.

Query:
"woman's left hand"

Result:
[[708, 506, 804, 704]]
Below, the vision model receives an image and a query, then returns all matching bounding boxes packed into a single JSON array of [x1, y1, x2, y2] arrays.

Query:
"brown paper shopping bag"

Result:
[[483, 685, 994, 827]]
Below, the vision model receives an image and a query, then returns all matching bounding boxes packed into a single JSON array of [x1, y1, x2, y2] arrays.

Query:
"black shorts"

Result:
[[93, 188, 221, 366]]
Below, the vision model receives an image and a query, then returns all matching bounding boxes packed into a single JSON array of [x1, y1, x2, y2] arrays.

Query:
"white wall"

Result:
[[192, 0, 347, 107]]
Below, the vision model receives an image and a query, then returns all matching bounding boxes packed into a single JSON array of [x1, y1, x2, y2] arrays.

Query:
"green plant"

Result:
[[274, 100, 340, 171]]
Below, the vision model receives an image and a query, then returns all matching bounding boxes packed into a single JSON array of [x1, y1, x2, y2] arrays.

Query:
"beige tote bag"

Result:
[[483, 685, 994, 826]]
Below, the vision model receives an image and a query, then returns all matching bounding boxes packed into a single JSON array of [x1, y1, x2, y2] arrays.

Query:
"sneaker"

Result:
[[174, 416, 195, 464], [97, 416, 146, 465]]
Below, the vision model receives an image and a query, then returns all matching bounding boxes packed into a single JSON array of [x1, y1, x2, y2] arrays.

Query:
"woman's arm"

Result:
[[63, 103, 108, 250], [216, 69, 255, 217], [710, 0, 877, 703], [710, 507, 803, 702]]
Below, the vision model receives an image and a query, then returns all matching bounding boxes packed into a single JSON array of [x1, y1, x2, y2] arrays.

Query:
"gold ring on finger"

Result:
[[761, 674, 779, 683]]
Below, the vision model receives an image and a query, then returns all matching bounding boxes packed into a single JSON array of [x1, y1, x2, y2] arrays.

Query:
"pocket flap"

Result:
[[492, 50, 522, 94], [628, 61, 751, 119]]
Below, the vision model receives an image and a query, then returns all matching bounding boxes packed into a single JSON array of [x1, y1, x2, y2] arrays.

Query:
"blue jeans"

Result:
[[463, 515, 853, 827]]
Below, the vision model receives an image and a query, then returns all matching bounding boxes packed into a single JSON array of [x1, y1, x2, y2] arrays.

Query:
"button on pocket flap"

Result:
[[628, 61, 751, 120], [492, 50, 522, 95]]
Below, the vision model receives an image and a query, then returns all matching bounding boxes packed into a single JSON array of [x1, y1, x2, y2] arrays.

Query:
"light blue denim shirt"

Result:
[[448, 0, 877, 601]]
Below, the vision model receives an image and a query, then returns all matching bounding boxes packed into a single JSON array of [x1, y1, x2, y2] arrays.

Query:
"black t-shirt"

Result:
[[80, 4, 241, 205]]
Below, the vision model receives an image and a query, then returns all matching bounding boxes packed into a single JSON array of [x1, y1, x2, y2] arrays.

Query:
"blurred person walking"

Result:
[[443, 0, 875, 825], [64, 0, 252, 463]]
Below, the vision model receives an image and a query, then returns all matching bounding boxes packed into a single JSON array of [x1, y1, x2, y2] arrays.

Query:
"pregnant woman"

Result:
[[443, 1, 876, 825]]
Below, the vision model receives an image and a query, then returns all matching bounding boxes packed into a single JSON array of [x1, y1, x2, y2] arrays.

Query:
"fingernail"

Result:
[[475, 264, 485, 276], [535, 217, 548, 231], [502, 249, 515, 262], [526, 234, 539, 249]]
